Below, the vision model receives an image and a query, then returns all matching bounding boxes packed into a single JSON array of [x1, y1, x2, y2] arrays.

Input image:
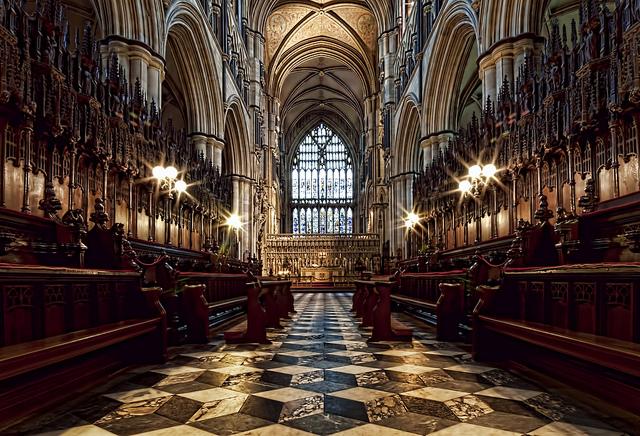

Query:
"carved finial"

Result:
[[81, 21, 93, 57], [149, 99, 159, 121], [39, 182, 63, 218], [534, 194, 554, 224], [133, 77, 143, 108], [498, 75, 511, 104], [484, 95, 493, 116], [578, 178, 599, 213], [571, 19, 578, 48], [89, 197, 110, 229]]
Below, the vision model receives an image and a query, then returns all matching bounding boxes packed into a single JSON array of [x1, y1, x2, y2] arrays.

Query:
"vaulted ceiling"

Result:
[[264, 0, 379, 154]]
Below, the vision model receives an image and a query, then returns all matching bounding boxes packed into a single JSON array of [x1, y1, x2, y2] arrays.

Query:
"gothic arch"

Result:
[[164, 0, 224, 136], [90, 0, 164, 52], [224, 98, 254, 178], [251, 0, 393, 35], [479, 0, 547, 51], [268, 40, 376, 102], [393, 95, 422, 177], [285, 116, 358, 172], [421, 0, 479, 135]]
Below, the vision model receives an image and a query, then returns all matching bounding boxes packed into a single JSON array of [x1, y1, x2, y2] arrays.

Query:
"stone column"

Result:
[[190, 134, 208, 160], [209, 137, 225, 168], [419, 137, 433, 170], [478, 36, 542, 104], [102, 39, 165, 106], [379, 30, 398, 105], [388, 173, 414, 259]]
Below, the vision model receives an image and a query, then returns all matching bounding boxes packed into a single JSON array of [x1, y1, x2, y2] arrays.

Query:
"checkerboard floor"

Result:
[[11, 293, 630, 435]]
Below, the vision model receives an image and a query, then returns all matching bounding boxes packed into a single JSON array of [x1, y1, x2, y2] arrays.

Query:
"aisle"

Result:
[[14, 293, 626, 435]]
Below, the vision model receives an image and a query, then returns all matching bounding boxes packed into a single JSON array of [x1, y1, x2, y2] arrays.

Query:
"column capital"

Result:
[[478, 34, 543, 71], [102, 38, 165, 70]]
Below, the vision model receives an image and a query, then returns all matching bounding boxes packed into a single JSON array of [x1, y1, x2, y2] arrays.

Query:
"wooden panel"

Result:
[[3, 285, 34, 345], [550, 282, 569, 329], [524, 281, 545, 323], [114, 282, 128, 321], [605, 282, 633, 342], [71, 285, 90, 331], [43, 285, 66, 337], [573, 282, 596, 334], [96, 283, 112, 326]]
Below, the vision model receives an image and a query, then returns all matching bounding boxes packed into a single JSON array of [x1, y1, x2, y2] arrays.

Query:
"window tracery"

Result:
[[291, 123, 353, 234]]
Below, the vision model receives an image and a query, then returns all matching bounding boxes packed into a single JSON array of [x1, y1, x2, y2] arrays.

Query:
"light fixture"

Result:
[[174, 179, 187, 193], [405, 212, 420, 229], [165, 166, 178, 179], [482, 163, 497, 178], [152, 164, 187, 195], [226, 213, 242, 230], [469, 164, 482, 178], [459, 163, 500, 197], [459, 180, 472, 193], [152, 166, 165, 179], [226, 213, 242, 260]]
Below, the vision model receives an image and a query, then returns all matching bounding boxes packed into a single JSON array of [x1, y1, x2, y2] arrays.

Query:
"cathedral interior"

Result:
[[0, 0, 640, 434]]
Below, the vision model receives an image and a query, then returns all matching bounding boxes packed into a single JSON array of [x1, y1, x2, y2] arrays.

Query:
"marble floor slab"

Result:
[[10, 293, 630, 436]]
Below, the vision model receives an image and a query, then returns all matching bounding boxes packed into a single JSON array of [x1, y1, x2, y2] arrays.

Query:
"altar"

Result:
[[300, 266, 344, 282], [263, 233, 380, 287]]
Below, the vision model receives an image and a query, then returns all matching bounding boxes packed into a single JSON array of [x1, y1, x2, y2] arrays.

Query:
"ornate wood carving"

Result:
[[412, 1, 640, 264]]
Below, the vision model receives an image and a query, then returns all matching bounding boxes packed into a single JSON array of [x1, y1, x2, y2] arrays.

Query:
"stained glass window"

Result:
[[291, 123, 354, 234], [312, 208, 319, 233], [327, 208, 334, 233], [300, 209, 306, 234], [292, 170, 299, 200], [293, 208, 299, 233], [320, 208, 327, 233]]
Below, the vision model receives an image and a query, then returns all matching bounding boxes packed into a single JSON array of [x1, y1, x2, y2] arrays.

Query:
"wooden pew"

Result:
[[151, 268, 251, 344], [473, 263, 640, 415], [223, 280, 270, 344], [368, 280, 413, 342], [353, 280, 379, 328], [351, 280, 368, 318], [261, 279, 285, 329], [0, 264, 166, 428], [391, 256, 502, 341], [275, 279, 295, 317], [224, 278, 293, 344]]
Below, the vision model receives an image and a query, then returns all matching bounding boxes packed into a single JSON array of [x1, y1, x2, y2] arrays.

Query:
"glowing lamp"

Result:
[[469, 165, 482, 178], [226, 213, 242, 230], [152, 166, 165, 179], [459, 180, 472, 193], [482, 163, 497, 178], [165, 166, 178, 179], [175, 180, 187, 193]]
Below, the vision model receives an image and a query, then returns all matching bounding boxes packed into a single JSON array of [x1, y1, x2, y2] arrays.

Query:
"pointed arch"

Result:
[[479, 0, 548, 51], [90, 0, 164, 53], [393, 95, 422, 176], [251, 0, 393, 36], [421, 0, 479, 135], [224, 98, 253, 178], [165, 0, 224, 137]]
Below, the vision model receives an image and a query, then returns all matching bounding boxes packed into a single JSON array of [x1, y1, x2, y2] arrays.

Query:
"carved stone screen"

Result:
[[291, 123, 354, 234]]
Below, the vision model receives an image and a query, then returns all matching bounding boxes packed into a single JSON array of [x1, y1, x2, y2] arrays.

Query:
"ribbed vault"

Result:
[[263, 0, 380, 161]]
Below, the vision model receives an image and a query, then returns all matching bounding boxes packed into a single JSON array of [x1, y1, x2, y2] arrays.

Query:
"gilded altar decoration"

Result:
[[263, 233, 379, 286]]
